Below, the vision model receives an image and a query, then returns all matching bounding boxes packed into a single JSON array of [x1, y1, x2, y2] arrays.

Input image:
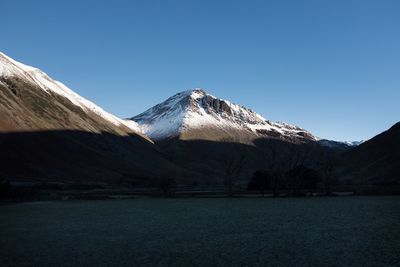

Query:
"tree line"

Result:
[[247, 165, 323, 197], [222, 138, 339, 197]]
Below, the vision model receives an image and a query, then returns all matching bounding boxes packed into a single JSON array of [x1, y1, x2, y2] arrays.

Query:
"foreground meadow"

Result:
[[1, 196, 399, 266]]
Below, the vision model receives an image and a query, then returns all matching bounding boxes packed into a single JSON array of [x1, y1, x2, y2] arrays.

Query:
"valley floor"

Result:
[[1, 196, 399, 266]]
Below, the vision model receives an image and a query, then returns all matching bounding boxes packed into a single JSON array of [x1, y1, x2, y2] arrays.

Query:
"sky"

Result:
[[1, 0, 399, 141]]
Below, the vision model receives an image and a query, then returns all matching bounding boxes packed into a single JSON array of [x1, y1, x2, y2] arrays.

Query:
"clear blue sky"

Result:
[[1, 0, 399, 141]]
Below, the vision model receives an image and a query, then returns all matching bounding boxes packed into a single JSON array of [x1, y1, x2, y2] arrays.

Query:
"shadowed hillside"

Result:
[[1, 52, 398, 192], [0, 129, 339, 189], [0, 130, 196, 185], [336, 122, 400, 185], [157, 137, 338, 187]]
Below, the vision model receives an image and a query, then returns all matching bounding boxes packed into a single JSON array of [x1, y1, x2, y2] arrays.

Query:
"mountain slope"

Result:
[[0, 52, 194, 184], [131, 89, 317, 143], [130, 89, 339, 185], [0, 52, 142, 135], [336, 122, 400, 185], [317, 139, 363, 149]]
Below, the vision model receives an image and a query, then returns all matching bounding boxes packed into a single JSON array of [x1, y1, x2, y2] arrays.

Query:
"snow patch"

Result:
[[0, 52, 142, 133], [131, 88, 317, 141]]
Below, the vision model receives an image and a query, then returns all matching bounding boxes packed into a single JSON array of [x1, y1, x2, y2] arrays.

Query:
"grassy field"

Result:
[[1, 196, 399, 266]]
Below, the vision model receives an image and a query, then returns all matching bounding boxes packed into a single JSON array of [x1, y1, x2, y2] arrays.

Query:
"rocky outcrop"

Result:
[[131, 89, 318, 144]]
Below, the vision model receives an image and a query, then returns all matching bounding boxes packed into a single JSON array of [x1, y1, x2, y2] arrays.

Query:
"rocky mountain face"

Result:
[[130, 89, 345, 185], [0, 52, 193, 184], [131, 89, 317, 144]]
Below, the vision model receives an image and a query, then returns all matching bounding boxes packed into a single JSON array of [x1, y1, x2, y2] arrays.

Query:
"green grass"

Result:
[[1, 197, 399, 266]]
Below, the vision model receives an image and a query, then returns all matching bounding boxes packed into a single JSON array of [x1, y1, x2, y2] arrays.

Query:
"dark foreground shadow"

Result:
[[0, 130, 191, 185], [1, 130, 398, 196]]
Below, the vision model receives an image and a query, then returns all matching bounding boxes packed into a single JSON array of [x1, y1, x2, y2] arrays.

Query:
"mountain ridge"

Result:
[[336, 122, 400, 185], [1, 52, 375, 187], [0, 52, 195, 183], [0, 52, 361, 146], [0, 52, 143, 136], [130, 89, 318, 143]]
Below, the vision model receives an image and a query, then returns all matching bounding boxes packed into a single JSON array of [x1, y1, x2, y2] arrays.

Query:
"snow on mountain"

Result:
[[0, 53, 360, 146], [130, 89, 317, 141], [344, 140, 364, 146], [0, 52, 141, 133], [318, 139, 364, 148]]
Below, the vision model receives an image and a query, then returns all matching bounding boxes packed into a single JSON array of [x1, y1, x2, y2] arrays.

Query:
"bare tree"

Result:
[[286, 165, 322, 196], [256, 139, 322, 196], [247, 169, 281, 197], [223, 149, 246, 197], [315, 148, 337, 196], [220, 137, 247, 197], [257, 139, 290, 196]]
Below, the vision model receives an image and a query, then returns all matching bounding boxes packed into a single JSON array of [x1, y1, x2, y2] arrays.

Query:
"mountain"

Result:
[[318, 139, 363, 149], [130, 89, 340, 185], [131, 89, 317, 144], [0, 52, 192, 185], [2, 52, 391, 190], [0, 52, 142, 135], [336, 122, 400, 186]]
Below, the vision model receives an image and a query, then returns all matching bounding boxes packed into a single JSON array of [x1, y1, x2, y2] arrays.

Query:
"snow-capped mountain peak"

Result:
[[0, 52, 141, 133], [130, 88, 317, 142]]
